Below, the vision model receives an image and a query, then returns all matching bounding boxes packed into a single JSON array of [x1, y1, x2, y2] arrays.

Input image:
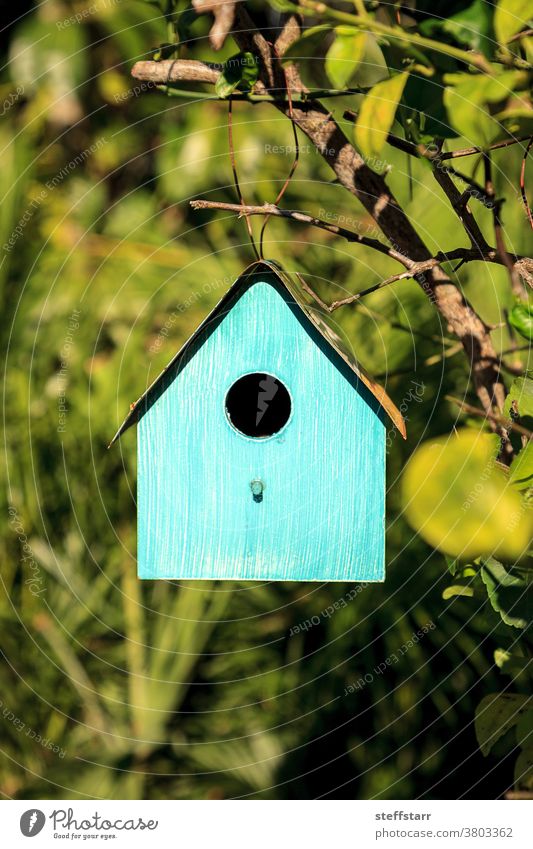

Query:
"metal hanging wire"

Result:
[[259, 50, 300, 259], [227, 48, 300, 261], [228, 97, 260, 260]]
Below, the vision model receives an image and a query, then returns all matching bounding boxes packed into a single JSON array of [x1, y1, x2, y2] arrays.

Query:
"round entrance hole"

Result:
[[225, 373, 291, 438]]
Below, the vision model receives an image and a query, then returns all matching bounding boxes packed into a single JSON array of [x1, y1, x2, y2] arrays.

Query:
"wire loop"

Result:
[[227, 44, 299, 261]]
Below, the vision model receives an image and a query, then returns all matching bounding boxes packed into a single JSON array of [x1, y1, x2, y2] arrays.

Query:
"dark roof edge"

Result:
[[109, 259, 406, 446]]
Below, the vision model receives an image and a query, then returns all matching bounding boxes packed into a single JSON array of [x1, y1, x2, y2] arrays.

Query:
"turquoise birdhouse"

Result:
[[111, 260, 405, 582]]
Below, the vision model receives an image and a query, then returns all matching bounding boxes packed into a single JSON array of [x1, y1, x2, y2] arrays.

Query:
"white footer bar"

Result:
[[2, 799, 532, 848]]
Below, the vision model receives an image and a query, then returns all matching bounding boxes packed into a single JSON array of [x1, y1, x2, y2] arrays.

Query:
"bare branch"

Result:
[[131, 59, 220, 85], [132, 8, 509, 424], [190, 199, 408, 263], [446, 395, 533, 441], [439, 136, 530, 160], [328, 270, 416, 310], [190, 199, 527, 272], [483, 152, 524, 298], [432, 164, 490, 251], [192, 1, 236, 51]]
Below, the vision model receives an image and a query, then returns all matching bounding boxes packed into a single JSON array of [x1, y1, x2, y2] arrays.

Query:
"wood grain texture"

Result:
[[138, 271, 386, 581]]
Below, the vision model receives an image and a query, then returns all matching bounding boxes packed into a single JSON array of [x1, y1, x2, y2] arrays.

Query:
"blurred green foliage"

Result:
[[0, 0, 532, 800]]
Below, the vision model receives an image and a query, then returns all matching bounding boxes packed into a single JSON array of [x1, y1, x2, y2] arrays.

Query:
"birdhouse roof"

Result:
[[110, 260, 406, 446]]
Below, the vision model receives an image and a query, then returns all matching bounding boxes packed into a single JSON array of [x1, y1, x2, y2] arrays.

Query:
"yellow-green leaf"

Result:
[[510, 442, 533, 488], [495, 0, 532, 44], [354, 71, 408, 159], [475, 693, 532, 756], [443, 71, 520, 147], [402, 429, 532, 561], [325, 28, 367, 89], [508, 301, 533, 340]]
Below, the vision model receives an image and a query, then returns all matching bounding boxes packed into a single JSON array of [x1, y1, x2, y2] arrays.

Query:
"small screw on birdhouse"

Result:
[[250, 479, 264, 503]]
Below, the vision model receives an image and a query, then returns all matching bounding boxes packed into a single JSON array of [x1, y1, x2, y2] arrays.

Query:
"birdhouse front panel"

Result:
[[134, 265, 388, 582]]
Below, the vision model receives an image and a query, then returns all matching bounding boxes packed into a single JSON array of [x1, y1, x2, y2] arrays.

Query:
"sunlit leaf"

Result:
[[509, 301, 533, 340], [402, 429, 532, 561], [494, 648, 533, 676], [355, 72, 409, 159], [509, 442, 533, 488], [215, 51, 259, 98], [442, 584, 475, 599], [443, 71, 521, 146], [480, 557, 533, 628], [325, 28, 367, 89], [352, 33, 389, 88], [420, 0, 495, 57], [475, 692, 532, 755], [495, 0, 532, 44], [281, 25, 332, 64], [504, 376, 533, 418]]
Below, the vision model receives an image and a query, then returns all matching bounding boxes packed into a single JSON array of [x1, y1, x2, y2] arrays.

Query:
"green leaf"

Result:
[[443, 70, 521, 147], [481, 558, 533, 629], [509, 301, 533, 340], [402, 74, 457, 139], [516, 710, 533, 747], [445, 555, 460, 576], [281, 25, 332, 65], [495, 0, 532, 44], [514, 746, 533, 789], [177, 8, 198, 45], [504, 376, 533, 418], [352, 33, 389, 88], [420, 0, 495, 57], [494, 649, 533, 676], [402, 429, 532, 561], [215, 51, 259, 98], [475, 692, 532, 756], [355, 72, 409, 159], [325, 28, 367, 89], [442, 584, 475, 599], [510, 442, 533, 488]]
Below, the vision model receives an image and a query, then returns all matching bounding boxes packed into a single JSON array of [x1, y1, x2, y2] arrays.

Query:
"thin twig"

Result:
[[345, 111, 527, 188], [328, 270, 416, 311], [483, 152, 523, 297], [446, 395, 533, 440], [294, 0, 495, 74], [508, 28, 533, 43], [295, 272, 331, 312], [190, 199, 409, 263], [190, 198, 525, 271], [520, 136, 533, 230], [432, 162, 490, 251], [439, 137, 530, 160]]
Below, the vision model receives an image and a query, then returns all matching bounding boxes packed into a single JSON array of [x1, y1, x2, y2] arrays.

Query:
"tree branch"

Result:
[[190, 199, 409, 264], [439, 136, 530, 160], [131, 58, 221, 85], [446, 396, 533, 441], [131, 9, 509, 425], [432, 163, 491, 251], [483, 152, 524, 298], [190, 199, 527, 271]]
